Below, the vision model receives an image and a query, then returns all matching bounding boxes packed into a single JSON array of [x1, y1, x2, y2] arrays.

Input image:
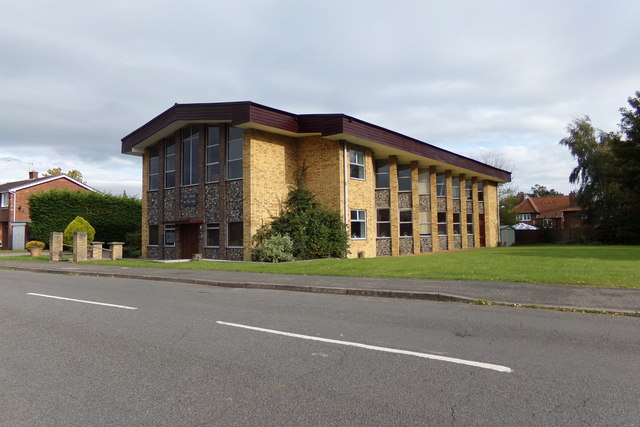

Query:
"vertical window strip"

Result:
[[375, 159, 389, 188], [419, 211, 431, 235], [227, 127, 244, 180], [206, 223, 220, 247], [399, 209, 412, 236], [165, 141, 175, 188], [181, 126, 200, 186], [418, 169, 430, 195], [350, 149, 365, 179], [148, 148, 159, 191], [436, 174, 446, 197], [397, 165, 412, 192], [376, 208, 391, 238], [452, 177, 460, 199], [206, 126, 220, 183]]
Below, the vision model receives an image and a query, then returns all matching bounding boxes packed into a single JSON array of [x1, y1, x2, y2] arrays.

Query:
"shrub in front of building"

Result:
[[63, 216, 96, 246]]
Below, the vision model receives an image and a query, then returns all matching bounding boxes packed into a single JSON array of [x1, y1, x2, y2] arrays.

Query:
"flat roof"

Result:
[[121, 101, 511, 182]]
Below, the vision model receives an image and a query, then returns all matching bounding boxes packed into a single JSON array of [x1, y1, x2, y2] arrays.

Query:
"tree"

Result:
[[528, 184, 563, 198], [559, 90, 640, 244], [477, 152, 520, 225], [44, 167, 86, 183]]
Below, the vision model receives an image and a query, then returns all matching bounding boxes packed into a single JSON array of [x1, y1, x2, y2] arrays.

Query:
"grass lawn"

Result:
[[4, 245, 637, 288]]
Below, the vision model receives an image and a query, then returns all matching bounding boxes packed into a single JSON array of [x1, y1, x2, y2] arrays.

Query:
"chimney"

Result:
[[29, 171, 39, 179]]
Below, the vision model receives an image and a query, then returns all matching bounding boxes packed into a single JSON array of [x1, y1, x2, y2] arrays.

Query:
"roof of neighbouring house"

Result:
[[0, 175, 95, 193], [121, 101, 511, 182], [515, 195, 578, 219]]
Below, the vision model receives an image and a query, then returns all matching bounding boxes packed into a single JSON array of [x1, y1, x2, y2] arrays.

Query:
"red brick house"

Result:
[[0, 172, 95, 250], [515, 195, 582, 229]]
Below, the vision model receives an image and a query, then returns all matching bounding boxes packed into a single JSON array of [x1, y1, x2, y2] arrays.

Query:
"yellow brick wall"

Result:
[[346, 144, 376, 258], [244, 129, 299, 258], [483, 180, 499, 247], [297, 136, 343, 212]]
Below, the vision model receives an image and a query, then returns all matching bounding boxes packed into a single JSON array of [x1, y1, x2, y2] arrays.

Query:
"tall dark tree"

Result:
[[559, 91, 640, 243], [528, 184, 563, 198]]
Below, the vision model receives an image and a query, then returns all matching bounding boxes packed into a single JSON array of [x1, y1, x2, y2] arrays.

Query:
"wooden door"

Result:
[[180, 224, 200, 259]]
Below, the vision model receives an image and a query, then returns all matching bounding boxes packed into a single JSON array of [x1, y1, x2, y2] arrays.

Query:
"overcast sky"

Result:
[[1, 0, 638, 197]]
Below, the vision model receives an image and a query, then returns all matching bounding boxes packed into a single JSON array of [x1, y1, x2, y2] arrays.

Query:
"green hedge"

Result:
[[29, 190, 141, 246]]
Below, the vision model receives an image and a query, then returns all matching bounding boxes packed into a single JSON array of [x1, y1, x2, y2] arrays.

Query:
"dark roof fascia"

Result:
[[122, 102, 511, 182]]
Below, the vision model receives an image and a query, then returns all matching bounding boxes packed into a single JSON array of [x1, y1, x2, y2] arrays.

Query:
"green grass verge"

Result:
[[2, 245, 639, 288]]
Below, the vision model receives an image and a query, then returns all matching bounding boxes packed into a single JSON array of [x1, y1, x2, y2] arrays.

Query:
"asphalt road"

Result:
[[1, 270, 638, 426]]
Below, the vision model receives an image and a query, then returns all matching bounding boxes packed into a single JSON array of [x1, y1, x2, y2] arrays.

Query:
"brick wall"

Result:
[[14, 178, 91, 222]]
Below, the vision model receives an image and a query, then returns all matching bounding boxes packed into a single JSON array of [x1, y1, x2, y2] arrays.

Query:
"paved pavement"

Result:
[[0, 254, 638, 315]]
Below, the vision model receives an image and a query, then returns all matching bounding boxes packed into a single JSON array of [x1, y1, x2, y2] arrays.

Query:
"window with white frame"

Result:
[[436, 174, 446, 196], [350, 148, 365, 179], [453, 213, 461, 235], [452, 177, 460, 199], [477, 181, 484, 201], [148, 147, 159, 191], [467, 213, 474, 234], [206, 223, 220, 247], [206, 126, 220, 183], [399, 209, 412, 236], [376, 208, 390, 238], [419, 211, 431, 235], [165, 141, 176, 188], [181, 125, 200, 186], [164, 225, 176, 246], [517, 213, 532, 221], [227, 127, 244, 180], [418, 169, 430, 195], [375, 159, 389, 188], [350, 209, 366, 239], [466, 180, 473, 200], [0, 192, 8, 208], [437, 211, 447, 235], [397, 165, 411, 191]]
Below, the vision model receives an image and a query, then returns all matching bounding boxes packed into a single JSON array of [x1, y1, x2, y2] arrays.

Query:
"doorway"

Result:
[[180, 224, 200, 259]]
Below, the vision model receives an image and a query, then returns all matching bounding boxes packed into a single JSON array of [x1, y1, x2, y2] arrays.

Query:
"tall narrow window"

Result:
[[227, 127, 243, 180], [466, 180, 473, 200], [397, 165, 411, 191], [350, 148, 365, 179], [376, 208, 391, 238], [148, 147, 159, 191], [181, 125, 200, 186], [419, 211, 431, 235], [206, 126, 220, 183], [437, 212, 447, 235], [453, 213, 461, 235], [206, 223, 220, 247], [375, 160, 389, 188], [1, 192, 9, 208], [165, 141, 175, 188], [418, 169, 430, 195], [148, 225, 159, 246], [452, 177, 460, 199], [350, 210, 366, 239], [436, 174, 446, 196], [228, 222, 243, 247], [399, 209, 412, 236], [466, 213, 474, 234], [164, 225, 176, 246], [477, 181, 484, 202]]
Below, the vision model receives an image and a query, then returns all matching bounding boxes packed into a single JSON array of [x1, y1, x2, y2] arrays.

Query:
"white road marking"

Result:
[[217, 321, 513, 373], [27, 293, 138, 310]]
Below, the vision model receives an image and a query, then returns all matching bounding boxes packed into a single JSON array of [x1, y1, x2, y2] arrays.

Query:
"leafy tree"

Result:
[[528, 184, 563, 198], [559, 90, 640, 243], [44, 167, 86, 183], [499, 190, 524, 226], [477, 152, 520, 225]]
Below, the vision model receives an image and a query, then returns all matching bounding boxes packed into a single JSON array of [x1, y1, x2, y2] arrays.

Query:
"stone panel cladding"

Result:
[[204, 248, 220, 259], [420, 236, 433, 252], [147, 192, 160, 224], [226, 180, 243, 221], [466, 200, 473, 212], [398, 192, 412, 209], [227, 248, 244, 261], [163, 189, 176, 222], [147, 247, 160, 259], [467, 235, 475, 248], [399, 236, 413, 255], [419, 195, 430, 211], [437, 197, 446, 211], [439, 235, 448, 251], [479, 202, 485, 214], [453, 199, 461, 213], [375, 189, 390, 208], [376, 239, 391, 257], [346, 143, 376, 258], [164, 247, 177, 260], [454, 235, 462, 249], [204, 184, 220, 222]]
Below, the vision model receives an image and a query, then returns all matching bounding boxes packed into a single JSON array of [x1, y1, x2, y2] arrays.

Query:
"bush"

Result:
[[63, 216, 95, 246], [252, 232, 295, 263], [25, 240, 45, 249]]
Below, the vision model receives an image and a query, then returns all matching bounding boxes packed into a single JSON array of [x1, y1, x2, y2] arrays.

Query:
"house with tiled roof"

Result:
[[122, 101, 511, 261], [515, 195, 582, 230], [0, 172, 95, 250]]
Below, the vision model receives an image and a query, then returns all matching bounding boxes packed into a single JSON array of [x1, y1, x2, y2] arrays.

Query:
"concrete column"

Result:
[[109, 242, 124, 260], [49, 232, 63, 262], [73, 232, 88, 262], [91, 242, 103, 260]]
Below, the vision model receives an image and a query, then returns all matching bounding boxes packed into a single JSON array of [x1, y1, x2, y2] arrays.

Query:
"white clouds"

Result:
[[1, 0, 638, 197]]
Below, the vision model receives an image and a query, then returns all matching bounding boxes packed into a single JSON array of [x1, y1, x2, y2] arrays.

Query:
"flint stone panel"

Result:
[[466, 201, 473, 212], [437, 197, 447, 211], [375, 189, 390, 208], [439, 236, 448, 251], [420, 236, 433, 253], [398, 192, 412, 209], [164, 189, 176, 221], [147, 247, 160, 259], [419, 195, 431, 211], [205, 184, 220, 222], [467, 235, 475, 248], [399, 236, 413, 255], [453, 199, 461, 213], [479, 202, 485, 214], [454, 235, 462, 249], [226, 248, 244, 261], [147, 192, 160, 224], [376, 238, 391, 257], [204, 248, 219, 259], [164, 247, 177, 260], [226, 180, 243, 221]]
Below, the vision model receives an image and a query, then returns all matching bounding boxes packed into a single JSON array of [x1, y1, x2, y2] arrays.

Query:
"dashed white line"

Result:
[[217, 320, 513, 373], [27, 293, 138, 310]]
